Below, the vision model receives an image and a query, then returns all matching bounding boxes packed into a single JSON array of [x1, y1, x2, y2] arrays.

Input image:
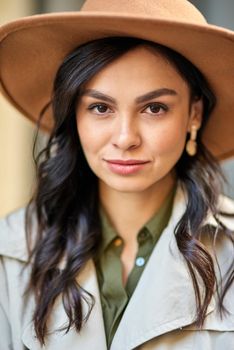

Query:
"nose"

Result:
[[111, 114, 142, 150]]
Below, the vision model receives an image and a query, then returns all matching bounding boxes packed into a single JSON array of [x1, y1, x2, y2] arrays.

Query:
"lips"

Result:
[[106, 159, 149, 165], [104, 159, 150, 175]]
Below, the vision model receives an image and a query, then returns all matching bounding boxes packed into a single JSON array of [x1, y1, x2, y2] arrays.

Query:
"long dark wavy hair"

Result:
[[25, 37, 234, 345]]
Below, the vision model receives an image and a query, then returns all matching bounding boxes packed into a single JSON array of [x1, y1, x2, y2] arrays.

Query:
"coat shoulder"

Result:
[[217, 194, 234, 230], [218, 193, 234, 212], [0, 207, 29, 262], [203, 194, 234, 231]]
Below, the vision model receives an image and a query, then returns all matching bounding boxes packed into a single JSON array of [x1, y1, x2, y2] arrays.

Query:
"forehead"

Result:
[[83, 45, 189, 97]]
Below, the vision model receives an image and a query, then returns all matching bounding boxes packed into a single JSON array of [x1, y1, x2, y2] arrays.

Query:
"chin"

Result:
[[103, 177, 158, 193]]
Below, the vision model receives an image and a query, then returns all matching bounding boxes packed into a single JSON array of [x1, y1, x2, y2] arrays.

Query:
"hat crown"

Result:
[[81, 0, 207, 24]]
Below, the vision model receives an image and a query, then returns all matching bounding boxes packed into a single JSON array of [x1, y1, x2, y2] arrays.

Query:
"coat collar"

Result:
[[110, 184, 210, 349], [1, 184, 233, 349], [0, 206, 28, 261], [110, 186, 234, 349]]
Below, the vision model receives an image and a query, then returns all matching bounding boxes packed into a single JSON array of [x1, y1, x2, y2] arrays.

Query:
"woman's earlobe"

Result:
[[186, 124, 198, 156], [188, 98, 203, 131], [186, 99, 203, 156]]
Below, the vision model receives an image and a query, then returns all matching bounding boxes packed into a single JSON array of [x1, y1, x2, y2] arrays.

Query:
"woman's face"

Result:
[[76, 45, 202, 193]]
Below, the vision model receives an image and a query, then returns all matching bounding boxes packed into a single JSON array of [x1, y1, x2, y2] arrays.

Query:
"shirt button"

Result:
[[135, 257, 145, 267], [114, 237, 123, 247], [139, 230, 148, 240], [138, 231, 148, 242]]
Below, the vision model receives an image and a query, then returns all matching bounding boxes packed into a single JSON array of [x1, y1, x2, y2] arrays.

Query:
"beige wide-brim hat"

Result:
[[0, 0, 234, 160]]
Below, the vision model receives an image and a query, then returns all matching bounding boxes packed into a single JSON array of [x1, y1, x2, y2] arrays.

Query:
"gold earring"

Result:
[[186, 125, 197, 156]]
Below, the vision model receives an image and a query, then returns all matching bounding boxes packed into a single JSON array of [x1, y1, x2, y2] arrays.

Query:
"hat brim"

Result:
[[0, 12, 234, 160]]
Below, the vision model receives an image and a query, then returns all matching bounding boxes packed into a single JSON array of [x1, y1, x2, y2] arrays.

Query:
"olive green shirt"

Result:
[[94, 189, 175, 348]]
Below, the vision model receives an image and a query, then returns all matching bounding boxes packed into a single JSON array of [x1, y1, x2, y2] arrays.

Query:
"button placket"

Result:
[[138, 228, 149, 243]]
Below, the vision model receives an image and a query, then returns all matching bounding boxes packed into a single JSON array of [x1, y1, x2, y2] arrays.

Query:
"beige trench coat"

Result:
[[0, 186, 234, 350]]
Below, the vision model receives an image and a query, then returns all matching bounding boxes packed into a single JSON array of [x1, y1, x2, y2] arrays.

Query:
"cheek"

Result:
[[76, 116, 108, 160], [148, 120, 187, 157], [77, 121, 94, 157]]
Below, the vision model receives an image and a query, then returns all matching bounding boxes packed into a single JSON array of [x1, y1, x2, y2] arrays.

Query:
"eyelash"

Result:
[[87, 102, 169, 116], [87, 103, 112, 114], [144, 103, 169, 115]]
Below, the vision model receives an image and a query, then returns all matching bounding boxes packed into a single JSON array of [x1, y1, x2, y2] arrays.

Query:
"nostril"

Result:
[[112, 132, 141, 150]]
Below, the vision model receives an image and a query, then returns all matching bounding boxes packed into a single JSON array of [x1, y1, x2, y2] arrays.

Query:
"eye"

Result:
[[143, 103, 168, 116], [87, 103, 111, 115]]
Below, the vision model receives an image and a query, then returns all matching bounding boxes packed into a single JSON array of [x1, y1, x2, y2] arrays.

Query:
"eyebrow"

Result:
[[81, 88, 178, 104]]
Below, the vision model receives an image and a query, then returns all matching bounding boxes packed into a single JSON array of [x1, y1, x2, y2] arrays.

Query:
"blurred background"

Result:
[[0, 0, 234, 217]]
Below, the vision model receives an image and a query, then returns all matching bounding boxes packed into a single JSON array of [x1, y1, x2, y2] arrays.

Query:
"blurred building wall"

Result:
[[38, 0, 83, 12], [0, 0, 85, 218], [190, 0, 234, 197], [0, 0, 33, 24], [0, 0, 36, 218], [191, 0, 234, 30], [0, 0, 233, 218]]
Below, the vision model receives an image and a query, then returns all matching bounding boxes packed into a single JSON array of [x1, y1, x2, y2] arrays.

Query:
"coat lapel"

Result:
[[110, 186, 216, 350], [20, 184, 234, 350], [21, 259, 107, 350]]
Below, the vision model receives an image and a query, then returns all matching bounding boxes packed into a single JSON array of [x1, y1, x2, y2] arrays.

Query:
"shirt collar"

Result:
[[99, 206, 118, 253], [145, 186, 176, 242], [1, 182, 234, 263], [99, 185, 176, 253]]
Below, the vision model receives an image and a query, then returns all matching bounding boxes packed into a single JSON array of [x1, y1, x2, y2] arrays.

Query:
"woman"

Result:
[[0, 1, 234, 349]]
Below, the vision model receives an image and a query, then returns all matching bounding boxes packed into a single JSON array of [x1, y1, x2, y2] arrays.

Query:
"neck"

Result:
[[99, 172, 176, 243]]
